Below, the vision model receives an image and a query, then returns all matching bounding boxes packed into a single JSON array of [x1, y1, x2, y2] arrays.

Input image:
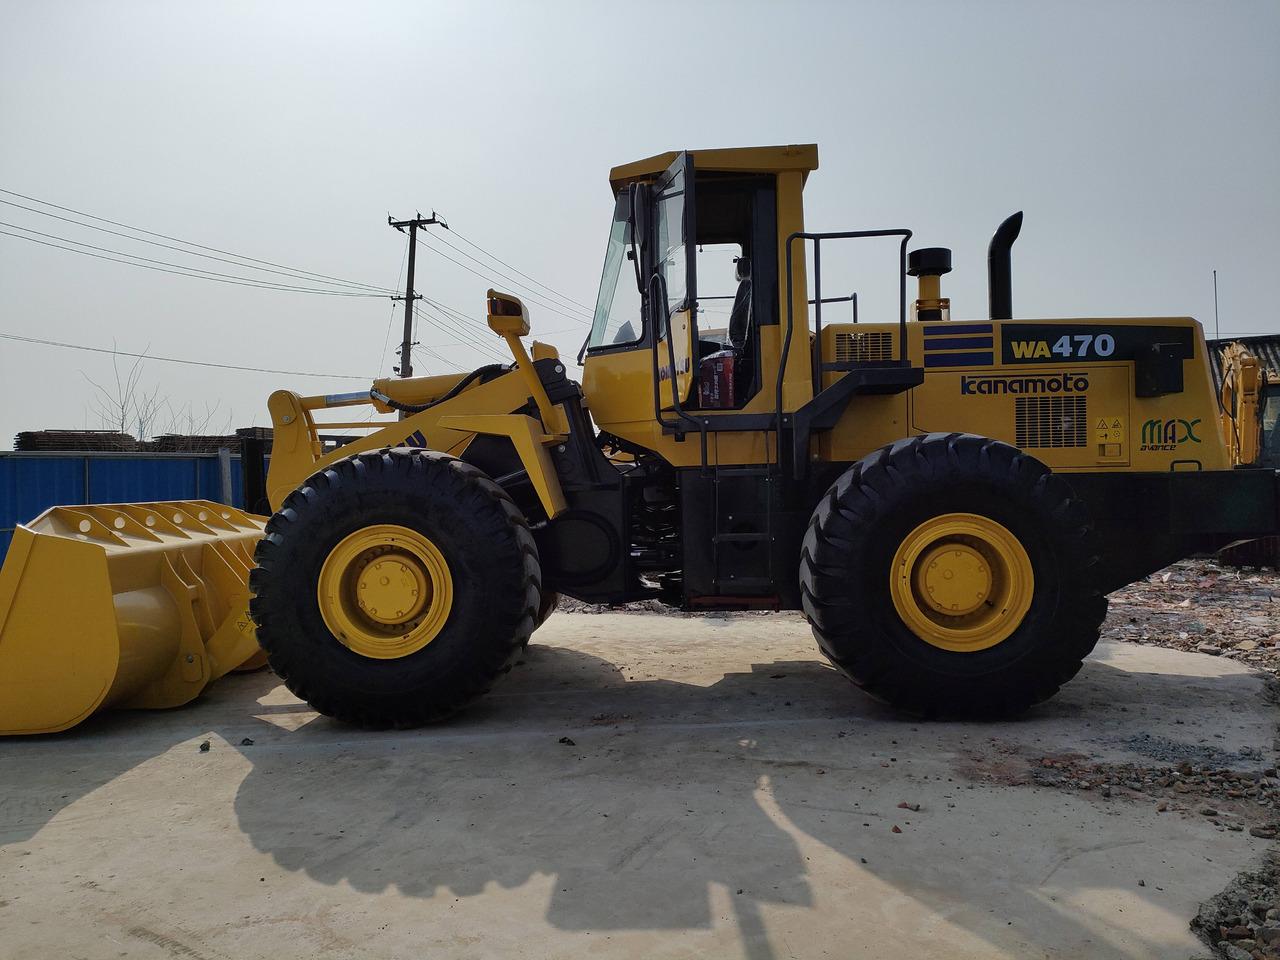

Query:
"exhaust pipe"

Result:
[[988, 211, 1023, 320]]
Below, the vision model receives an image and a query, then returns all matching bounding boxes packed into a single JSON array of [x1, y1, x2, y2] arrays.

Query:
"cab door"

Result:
[[652, 152, 697, 407], [582, 153, 699, 439]]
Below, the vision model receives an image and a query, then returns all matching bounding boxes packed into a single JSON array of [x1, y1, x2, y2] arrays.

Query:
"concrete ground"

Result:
[[1, 612, 1275, 960]]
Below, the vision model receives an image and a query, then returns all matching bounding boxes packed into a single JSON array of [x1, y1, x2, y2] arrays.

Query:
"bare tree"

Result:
[[81, 345, 238, 449], [81, 345, 165, 442], [156, 399, 235, 450]]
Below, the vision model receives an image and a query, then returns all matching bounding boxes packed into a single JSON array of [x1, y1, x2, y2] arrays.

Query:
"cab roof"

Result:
[[608, 143, 819, 191]]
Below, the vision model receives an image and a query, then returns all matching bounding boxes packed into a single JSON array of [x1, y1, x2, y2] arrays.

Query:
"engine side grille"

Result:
[[1015, 396, 1087, 448], [834, 331, 893, 363]]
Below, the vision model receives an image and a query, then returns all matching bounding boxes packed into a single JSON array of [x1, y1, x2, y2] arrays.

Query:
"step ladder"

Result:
[[711, 465, 775, 593]]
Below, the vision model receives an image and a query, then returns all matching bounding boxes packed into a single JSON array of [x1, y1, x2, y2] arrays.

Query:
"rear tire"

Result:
[[249, 448, 540, 727], [800, 433, 1106, 717]]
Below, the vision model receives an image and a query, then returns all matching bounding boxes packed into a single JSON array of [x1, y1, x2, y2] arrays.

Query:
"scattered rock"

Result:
[[198, 740, 210, 753], [1259, 925, 1280, 945], [891, 825, 902, 834], [558, 737, 576, 746], [1250, 826, 1278, 839], [896, 802, 921, 812], [1201, 807, 1220, 817], [239, 738, 254, 746], [1109, 560, 1280, 680], [1194, 850, 1280, 958]]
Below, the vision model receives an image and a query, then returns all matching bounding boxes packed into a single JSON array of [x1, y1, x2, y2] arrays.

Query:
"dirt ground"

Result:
[[2, 560, 1279, 960]]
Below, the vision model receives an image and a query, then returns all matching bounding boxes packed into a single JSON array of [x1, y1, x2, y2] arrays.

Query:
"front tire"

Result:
[[534, 591, 559, 629], [800, 433, 1106, 717], [249, 448, 541, 727]]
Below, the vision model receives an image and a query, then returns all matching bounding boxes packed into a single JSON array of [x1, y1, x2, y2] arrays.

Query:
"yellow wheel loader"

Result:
[[1215, 339, 1280, 566], [1219, 339, 1277, 470], [5, 143, 1279, 733]]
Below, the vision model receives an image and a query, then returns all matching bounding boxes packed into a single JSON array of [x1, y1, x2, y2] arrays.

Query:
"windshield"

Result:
[[586, 201, 643, 350]]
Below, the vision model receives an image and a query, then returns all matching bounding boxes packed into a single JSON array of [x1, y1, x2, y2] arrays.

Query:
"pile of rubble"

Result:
[[1105, 559, 1280, 674], [1193, 849, 1280, 960]]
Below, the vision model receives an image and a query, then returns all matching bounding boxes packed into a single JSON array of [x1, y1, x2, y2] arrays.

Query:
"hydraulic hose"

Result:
[[371, 363, 511, 415]]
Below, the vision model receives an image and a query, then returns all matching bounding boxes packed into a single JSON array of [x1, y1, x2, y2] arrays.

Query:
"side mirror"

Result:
[[486, 289, 530, 337], [628, 182, 651, 294], [629, 182, 650, 246]]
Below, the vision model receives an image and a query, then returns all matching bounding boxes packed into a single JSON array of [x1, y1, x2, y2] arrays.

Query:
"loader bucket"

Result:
[[0, 501, 266, 735]]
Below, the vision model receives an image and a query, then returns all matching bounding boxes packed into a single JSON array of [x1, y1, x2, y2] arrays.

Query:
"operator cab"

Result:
[[581, 150, 781, 413]]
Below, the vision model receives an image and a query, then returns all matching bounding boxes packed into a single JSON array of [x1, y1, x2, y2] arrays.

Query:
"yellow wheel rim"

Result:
[[317, 524, 453, 659], [889, 513, 1034, 653]]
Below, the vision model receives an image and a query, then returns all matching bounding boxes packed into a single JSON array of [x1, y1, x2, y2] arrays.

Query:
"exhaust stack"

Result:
[[988, 211, 1023, 320]]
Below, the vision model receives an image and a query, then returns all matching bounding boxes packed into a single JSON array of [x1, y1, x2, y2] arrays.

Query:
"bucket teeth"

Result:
[[0, 500, 267, 735]]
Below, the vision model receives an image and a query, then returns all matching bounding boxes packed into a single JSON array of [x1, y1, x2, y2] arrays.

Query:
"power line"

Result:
[[412, 342, 450, 367], [0, 331, 371, 379], [0, 187, 396, 294], [421, 295, 489, 328], [413, 304, 508, 362], [416, 232, 592, 326], [426, 229, 593, 319], [0, 197, 398, 294], [417, 295, 508, 344], [378, 240, 410, 374], [420, 294, 574, 348], [442, 226, 595, 312], [0, 226, 389, 297], [421, 294, 490, 327], [422, 298, 584, 347], [417, 301, 512, 362]]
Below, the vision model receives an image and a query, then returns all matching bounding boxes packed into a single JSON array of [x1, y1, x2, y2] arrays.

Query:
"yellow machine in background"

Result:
[[1216, 340, 1279, 567], [1220, 340, 1275, 468], [4, 143, 1279, 734]]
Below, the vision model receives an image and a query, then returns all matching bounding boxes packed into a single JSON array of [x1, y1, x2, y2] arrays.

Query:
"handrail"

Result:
[[776, 229, 912, 474], [647, 272, 708, 468]]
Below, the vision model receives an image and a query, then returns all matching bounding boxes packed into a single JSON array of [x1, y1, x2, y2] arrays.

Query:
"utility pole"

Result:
[[388, 211, 448, 378]]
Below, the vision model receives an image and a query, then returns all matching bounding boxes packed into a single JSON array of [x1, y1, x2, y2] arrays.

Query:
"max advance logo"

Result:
[[959, 372, 1089, 396], [1140, 418, 1200, 452]]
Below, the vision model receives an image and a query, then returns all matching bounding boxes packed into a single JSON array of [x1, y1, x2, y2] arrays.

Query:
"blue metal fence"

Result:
[[0, 452, 249, 562]]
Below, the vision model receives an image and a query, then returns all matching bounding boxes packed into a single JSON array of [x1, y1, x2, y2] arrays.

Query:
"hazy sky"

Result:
[[1, 0, 1277, 446]]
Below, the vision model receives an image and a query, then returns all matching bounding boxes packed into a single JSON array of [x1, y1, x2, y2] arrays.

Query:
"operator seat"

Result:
[[697, 257, 753, 410], [727, 256, 752, 352]]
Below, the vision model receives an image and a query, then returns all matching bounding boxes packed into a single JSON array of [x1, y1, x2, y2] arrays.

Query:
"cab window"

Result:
[[586, 198, 643, 350]]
